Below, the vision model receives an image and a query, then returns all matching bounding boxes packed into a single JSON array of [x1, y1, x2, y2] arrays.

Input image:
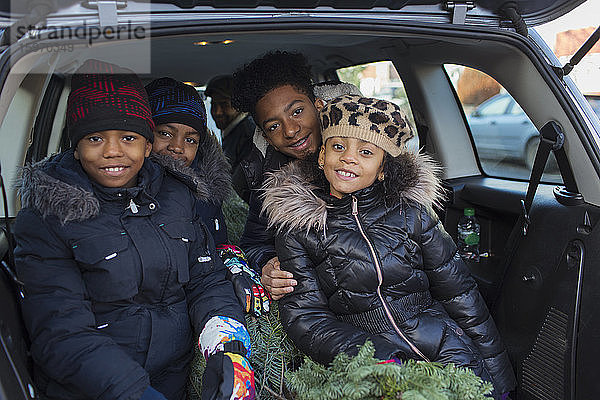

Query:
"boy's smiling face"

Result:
[[255, 85, 323, 160], [74, 130, 152, 188], [152, 123, 200, 167], [319, 136, 385, 199]]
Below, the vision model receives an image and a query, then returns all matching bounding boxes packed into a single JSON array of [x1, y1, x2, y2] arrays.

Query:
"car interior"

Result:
[[1, 14, 600, 399]]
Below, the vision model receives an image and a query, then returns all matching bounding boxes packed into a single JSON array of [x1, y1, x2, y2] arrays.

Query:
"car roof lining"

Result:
[[3, 25, 599, 205], [42, 29, 481, 82]]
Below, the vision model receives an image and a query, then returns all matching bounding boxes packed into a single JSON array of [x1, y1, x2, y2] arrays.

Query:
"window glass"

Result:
[[586, 95, 600, 119], [201, 93, 222, 143], [445, 64, 562, 183], [336, 61, 419, 152]]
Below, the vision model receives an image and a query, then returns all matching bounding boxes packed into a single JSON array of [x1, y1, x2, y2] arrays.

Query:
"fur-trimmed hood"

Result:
[[151, 131, 231, 205], [261, 150, 445, 235], [18, 135, 230, 224], [18, 151, 102, 224]]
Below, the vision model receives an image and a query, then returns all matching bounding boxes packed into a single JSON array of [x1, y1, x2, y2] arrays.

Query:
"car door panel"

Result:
[[571, 219, 600, 399], [443, 176, 600, 400], [470, 115, 504, 156], [0, 231, 34, 400]]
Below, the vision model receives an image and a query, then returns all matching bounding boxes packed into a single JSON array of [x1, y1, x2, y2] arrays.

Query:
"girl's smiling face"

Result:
[[319, 136, 385, 199]]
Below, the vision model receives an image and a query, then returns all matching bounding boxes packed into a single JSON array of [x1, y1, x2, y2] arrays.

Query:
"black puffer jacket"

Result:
[[14, 150, 244, 400], [261, 152, 516, 395], [238, 134, 293, 270]]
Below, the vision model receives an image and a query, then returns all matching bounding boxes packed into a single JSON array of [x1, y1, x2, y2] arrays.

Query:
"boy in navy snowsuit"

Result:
[[14, 60, 255, 400], [145, 77, 269, 317]]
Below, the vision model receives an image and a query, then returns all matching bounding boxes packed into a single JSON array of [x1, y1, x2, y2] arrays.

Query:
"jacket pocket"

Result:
[[72, 234, 139, 302], [159, 221, 196, 284], [99, 309, 148, 355], [193, 222, 216, 275]]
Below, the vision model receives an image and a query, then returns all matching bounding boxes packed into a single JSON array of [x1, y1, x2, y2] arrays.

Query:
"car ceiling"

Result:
[[53, 31, 434, 84], [149, 32, 388, 81], [1, 0, 582, 23]]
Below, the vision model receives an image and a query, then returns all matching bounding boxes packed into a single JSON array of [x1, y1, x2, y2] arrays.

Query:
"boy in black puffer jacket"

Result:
[[261, 95, 516, 398], [232, 52, 363, 301], [14, 60, 254, 400]]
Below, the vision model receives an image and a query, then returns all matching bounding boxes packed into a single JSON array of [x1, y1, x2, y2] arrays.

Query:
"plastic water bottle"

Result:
[[457, 207, 480, 262]]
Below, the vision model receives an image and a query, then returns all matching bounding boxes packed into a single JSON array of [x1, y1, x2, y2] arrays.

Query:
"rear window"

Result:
[[445, 64, 562, 184]]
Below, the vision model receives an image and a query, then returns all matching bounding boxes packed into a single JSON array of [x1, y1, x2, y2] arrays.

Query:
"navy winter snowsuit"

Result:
[[14, 150, 244, 400], [157, 132, 232, 246]]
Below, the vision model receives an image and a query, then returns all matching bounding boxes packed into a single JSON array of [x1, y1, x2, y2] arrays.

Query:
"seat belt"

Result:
[[491, 121, 566, 310]]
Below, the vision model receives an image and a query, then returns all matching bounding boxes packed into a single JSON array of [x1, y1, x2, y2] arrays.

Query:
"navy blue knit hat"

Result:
[[145, 77, 207, 136]]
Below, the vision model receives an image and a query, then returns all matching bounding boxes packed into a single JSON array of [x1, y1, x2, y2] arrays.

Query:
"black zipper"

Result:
[[351, 195, 429, 362]]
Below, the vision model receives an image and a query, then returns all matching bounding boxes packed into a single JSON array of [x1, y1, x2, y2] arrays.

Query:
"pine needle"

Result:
[[286, 341, 493, 400]]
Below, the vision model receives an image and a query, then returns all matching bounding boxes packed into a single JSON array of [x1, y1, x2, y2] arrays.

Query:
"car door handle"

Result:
[[490, 121, 497, 125]]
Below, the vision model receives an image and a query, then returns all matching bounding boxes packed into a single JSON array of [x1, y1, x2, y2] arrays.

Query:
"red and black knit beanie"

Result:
[[66, 59, 155, 146]]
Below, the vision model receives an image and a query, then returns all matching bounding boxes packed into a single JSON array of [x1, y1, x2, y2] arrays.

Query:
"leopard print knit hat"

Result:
[[320, 94, 414, 157]]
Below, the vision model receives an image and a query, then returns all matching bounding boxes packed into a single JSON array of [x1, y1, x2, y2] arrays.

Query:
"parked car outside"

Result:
[[468, 93, 540, 169], [467, 92, 561, 173], [1, 1, 600, 399]]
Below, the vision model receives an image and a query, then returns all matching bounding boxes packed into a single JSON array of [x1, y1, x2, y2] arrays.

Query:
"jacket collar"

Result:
[[18, 149, 164, 224], [150, 132, 231, 205], [261, 151, 445, 235], [320, 182, 384, 216], [222, 113, 249, 138]]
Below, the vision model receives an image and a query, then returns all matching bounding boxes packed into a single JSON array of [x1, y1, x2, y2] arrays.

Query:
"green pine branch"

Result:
[[286, 341, 493, 400], [188, 302, 301, 400], [189, 306, 493, 400]]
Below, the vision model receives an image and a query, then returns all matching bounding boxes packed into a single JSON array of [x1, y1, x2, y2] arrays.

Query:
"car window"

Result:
[[445, 64, 562, 184], [336, 61, 419, 152], [201, 91, 222, 143], [586, 95, 600, 118]]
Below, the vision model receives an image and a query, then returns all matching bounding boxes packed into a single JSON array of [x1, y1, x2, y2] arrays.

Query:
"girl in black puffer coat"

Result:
[[261, 95, 516, 397]]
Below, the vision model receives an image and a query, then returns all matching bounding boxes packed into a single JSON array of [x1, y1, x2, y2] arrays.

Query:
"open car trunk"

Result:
[[0, 2, 599, 399]]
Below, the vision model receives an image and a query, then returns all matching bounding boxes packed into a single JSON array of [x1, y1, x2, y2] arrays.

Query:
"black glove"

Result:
[[202, 341, 255, 400], [217, 245, 270, 317]]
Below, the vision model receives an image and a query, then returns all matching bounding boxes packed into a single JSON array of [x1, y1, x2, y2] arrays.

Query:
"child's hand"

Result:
[[260, 257, 297, 300], [202, 351, 255, 400], [377, 357, 402, 365]]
